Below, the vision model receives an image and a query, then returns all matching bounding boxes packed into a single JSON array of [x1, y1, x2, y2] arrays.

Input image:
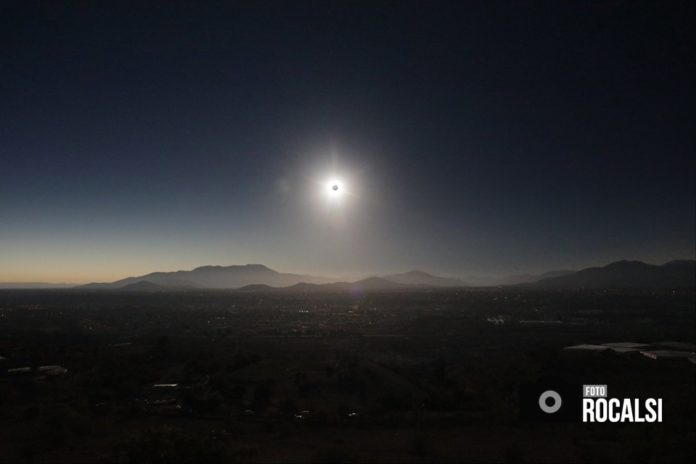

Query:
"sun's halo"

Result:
[[327, 179, 343, 196]]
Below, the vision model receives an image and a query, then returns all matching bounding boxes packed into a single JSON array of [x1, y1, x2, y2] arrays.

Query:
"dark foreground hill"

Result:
[[531, 260, 695, 289]]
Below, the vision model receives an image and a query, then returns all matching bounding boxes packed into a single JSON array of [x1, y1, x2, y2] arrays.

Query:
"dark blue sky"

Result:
[[1, 1, 694, 282]]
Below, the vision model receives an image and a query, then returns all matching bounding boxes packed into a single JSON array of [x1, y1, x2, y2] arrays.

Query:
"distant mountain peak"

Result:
[[79, 263, 329, 290]]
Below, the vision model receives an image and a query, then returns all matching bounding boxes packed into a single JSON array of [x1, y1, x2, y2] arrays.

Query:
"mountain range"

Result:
[[237, 260, 693, 291], [528, 260, 694, 289], [80, 264, 332, 290], [2, 259, 693, 291], [78, 266, 461, 292]]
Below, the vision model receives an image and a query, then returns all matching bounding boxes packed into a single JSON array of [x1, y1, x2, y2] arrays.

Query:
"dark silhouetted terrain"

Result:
[[531, 260, 695, 289], [57, 260, 696, 293], [0, 287, 694, 463]]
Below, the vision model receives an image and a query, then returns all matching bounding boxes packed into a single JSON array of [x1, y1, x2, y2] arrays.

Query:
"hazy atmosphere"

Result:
[[2, 1, 693, 283]]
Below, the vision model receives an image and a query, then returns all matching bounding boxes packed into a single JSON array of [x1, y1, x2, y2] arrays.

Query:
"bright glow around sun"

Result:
[[327, 179, 343, 196], [309, 155, 358, 214]]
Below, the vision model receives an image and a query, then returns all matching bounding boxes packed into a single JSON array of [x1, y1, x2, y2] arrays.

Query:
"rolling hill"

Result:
[[383, 270, 466, 287], [530, 260, 695, 289], [240, 277, 410, 293]]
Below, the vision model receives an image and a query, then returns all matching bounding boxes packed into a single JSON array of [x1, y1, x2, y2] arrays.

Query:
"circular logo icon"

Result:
[[538, 390, 562, 414]]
